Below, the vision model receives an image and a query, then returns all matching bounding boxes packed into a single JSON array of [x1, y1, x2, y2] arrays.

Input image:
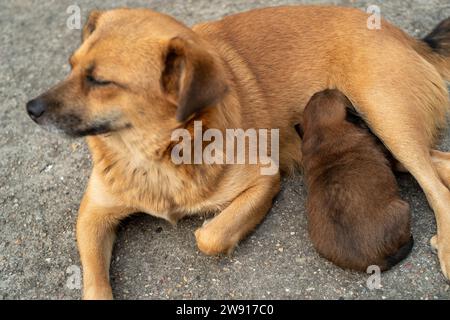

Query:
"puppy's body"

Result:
[[301, 90, 412, 271], [26, 6, 450, 298]]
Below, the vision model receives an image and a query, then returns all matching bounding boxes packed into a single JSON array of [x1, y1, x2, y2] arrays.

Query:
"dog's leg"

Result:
[[76, 177, 131, 300], [431, 150, 450, 190], [378, 140, 450, 280], [195, 174, 280, 256]]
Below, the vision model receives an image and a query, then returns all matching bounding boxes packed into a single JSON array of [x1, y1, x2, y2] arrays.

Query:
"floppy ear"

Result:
[[161, 37, 229, 122], [82, 10, 103, 42]]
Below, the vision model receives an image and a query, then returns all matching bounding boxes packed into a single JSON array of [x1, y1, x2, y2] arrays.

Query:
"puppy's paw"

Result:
[[431, 235, 450, 281], [83, 285, 113, 300], [195, 226, 237, 256]]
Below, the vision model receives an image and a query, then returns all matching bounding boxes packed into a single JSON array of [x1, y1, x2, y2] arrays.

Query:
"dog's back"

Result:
[[301, 89, 413, 271]]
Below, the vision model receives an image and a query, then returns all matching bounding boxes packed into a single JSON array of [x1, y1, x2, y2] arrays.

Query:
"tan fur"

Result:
[[27, 6, 450, 299]]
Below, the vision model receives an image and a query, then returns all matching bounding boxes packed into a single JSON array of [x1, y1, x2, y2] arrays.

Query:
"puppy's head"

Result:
[[26, 9, 228, 138], [300, 89, 353, 136]]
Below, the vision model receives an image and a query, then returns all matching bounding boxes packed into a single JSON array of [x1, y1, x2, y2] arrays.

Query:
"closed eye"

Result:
[[86, 74, 113, 86]]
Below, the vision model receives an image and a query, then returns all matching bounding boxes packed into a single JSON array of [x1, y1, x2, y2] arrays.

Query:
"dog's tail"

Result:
[[415, 17, 450, 81]]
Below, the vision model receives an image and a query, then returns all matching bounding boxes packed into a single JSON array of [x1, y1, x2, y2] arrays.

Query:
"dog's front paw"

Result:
[[430, 235, 450, 280], [195, 226, 237, 256]]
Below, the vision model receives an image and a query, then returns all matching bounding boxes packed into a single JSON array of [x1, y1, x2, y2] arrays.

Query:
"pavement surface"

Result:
[[1, 0, 450, 300]]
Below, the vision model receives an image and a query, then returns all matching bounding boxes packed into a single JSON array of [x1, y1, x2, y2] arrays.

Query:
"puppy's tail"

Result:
[[416, 17, 450, 81]]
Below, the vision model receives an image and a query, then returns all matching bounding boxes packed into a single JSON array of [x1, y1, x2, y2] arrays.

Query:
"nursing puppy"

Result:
[[26, 6, 450, 298], [301, 90, 413, 271]]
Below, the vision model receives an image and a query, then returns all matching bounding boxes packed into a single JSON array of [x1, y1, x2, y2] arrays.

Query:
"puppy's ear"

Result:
[[82, 10, 103, 42], [161, 37, 229, 122]]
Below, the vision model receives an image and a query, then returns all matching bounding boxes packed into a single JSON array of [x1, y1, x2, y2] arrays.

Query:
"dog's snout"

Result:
[[26, 98, 47, 120]]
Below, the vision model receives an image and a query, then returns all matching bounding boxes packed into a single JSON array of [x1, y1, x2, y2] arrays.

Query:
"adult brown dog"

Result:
[[300, 89, 413, 271], [26, 6, 450, 299]]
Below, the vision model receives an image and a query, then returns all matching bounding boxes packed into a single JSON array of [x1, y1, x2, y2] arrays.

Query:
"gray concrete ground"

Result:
[[1, 0, 450, 300]]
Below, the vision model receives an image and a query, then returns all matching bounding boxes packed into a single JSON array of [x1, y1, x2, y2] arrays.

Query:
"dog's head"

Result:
[[26, 9, 228, 138]]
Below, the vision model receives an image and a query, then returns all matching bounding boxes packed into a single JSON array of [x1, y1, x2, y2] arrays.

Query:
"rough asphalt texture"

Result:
[[1, 0, 450, 300]]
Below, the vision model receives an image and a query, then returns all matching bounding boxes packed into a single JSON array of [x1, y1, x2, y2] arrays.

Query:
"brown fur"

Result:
[[26, 6, 450, 299], [301, 89, 413, 271]]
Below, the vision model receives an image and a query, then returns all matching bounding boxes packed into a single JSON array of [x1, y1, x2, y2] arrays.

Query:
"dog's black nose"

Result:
[[26, 98, 46, 120]]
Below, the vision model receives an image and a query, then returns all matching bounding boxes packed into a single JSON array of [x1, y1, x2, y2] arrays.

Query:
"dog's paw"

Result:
[[430, 235, 450, 281], [430, 235, 439, 254], [195, 226, 237, 256], [83, 285, 113, 300]]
